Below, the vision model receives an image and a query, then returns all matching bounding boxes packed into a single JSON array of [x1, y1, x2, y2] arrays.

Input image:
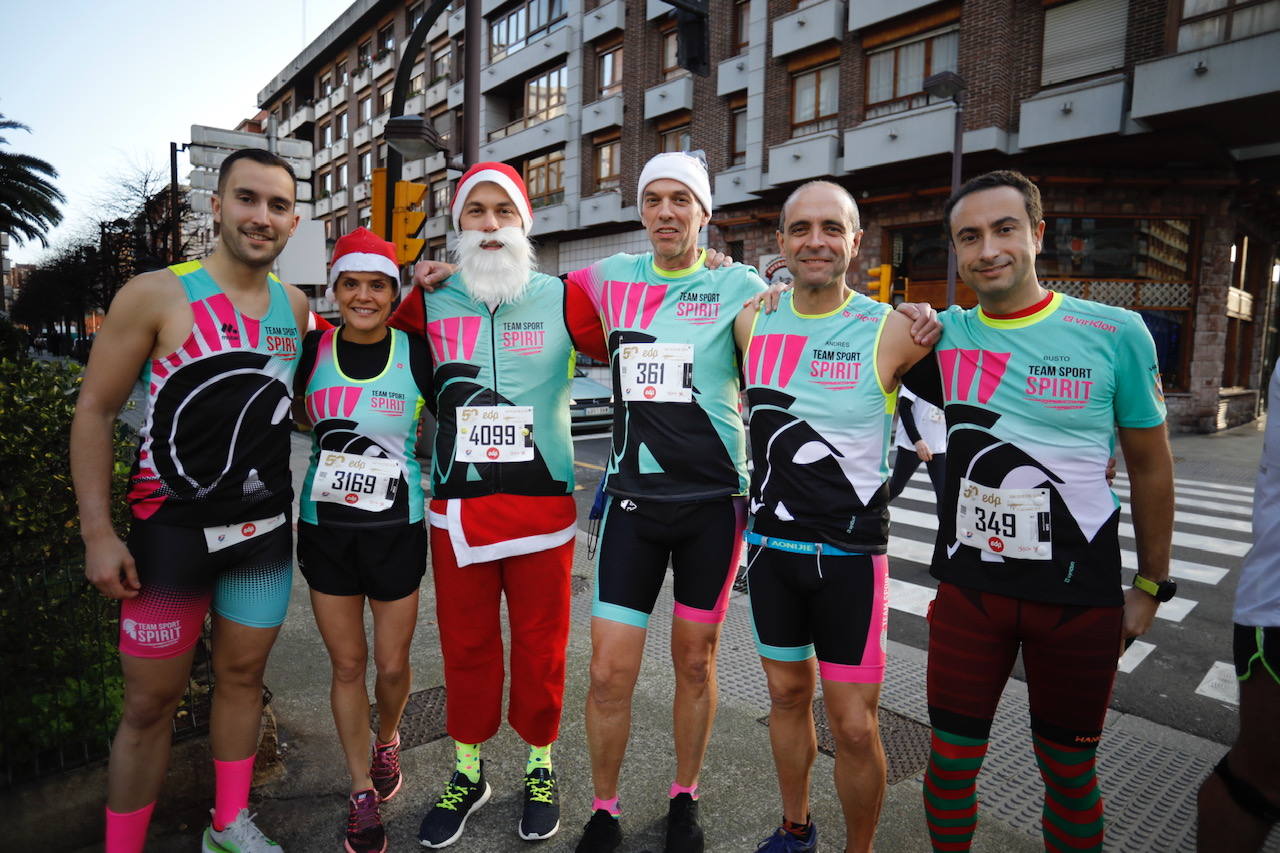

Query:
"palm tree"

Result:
[[0, 115, 65, 247]]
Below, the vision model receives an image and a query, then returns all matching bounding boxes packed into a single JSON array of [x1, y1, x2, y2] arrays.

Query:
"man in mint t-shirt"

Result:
[[918, 171, 1176, 853]]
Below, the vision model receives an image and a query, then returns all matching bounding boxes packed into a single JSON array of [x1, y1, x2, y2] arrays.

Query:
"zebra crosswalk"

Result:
[[880, 467, 1254, 703]]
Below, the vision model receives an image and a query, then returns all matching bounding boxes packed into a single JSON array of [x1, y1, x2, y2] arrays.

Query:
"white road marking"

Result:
[[888, 578, 935, 617], [1195, 662, 1240, 705], [1118, 640, 1156, 674]]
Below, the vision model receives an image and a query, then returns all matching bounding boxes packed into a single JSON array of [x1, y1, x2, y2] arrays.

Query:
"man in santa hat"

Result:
[[388, 162, 605, 848]]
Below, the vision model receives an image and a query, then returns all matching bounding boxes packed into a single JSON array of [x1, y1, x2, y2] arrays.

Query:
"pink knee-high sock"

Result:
[[213, 756, 255, 831], [105, 801, 155, 853]]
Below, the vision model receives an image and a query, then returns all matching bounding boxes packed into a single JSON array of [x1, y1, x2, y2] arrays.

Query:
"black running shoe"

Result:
[[518, 767, 560, 841], [664, 793, 704, 853], [417, 761, 491, 848], [574, 809, 622, 853]]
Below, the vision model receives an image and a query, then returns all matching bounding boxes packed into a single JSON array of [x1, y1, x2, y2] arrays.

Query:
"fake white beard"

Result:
[[454, 226, 536, 308]]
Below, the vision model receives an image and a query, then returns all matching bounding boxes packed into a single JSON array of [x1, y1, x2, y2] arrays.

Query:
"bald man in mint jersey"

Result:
[[917, 170, 1175, 853]]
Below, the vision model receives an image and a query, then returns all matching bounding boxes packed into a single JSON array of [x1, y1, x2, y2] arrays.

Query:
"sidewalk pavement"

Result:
[[85, 418, 1275, 852]]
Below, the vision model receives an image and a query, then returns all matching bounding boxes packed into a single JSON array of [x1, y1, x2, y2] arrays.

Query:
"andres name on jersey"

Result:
[[264, 324, 298, 361], [675, 290, 720, 325], [503, 320, 545, 355]]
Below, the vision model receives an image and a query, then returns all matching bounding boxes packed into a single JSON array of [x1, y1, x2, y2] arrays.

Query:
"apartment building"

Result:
[[257, 0, 1280, 431]]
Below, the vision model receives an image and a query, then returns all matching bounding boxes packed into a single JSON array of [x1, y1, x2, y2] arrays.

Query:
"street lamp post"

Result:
[[382, 0, 449, 245], [923, 70, 966, 307]]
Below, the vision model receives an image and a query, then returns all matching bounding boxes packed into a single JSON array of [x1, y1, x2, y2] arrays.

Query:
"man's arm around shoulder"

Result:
[[877, 310, 934, 391], [70, 270, 175, 599]]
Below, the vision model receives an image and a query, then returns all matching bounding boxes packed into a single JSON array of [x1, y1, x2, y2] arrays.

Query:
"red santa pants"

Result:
[[430, 527, 574, 746]]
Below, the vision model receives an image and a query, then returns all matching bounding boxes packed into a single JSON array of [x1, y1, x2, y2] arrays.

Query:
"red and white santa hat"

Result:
[[326, 226, 401, 300], [451, 162, 534, 235]]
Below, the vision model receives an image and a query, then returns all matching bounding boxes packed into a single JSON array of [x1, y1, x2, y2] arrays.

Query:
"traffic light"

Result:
[[870, 263, 893, 302], [664, 0, 710, 77], [392, 180, 427, 264], [370, 168, 387, 239]]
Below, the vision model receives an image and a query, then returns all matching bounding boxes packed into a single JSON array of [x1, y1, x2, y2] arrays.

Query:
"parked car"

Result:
[[570, 367, 613, 432]]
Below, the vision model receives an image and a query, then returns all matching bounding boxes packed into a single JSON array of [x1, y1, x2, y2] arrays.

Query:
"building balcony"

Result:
[[1131, 31, 1280, 123], [448, 5, 465, 36], [331, 188, 349, 211], [647, 0, 670, 19], [583, 0, 624, 41], [406, 93, 426, 115], [481, 25, 574, 93], [324, 83, 349, 114], [373, 111, 389, 137], [372, 51, 395, 78], [771, 0, 846, 58], [330, 137, 349, 159], [645, 75, 694, 118], [403, 158, 427, 181], [424, 78, 449, 108], [426, 12, 447, 40], [354, 124, 372, 147], [849, 0, 938, 32], [353, 180, 371, 202], [842, 102, 951, 171], [717, 55, 750, 96], [530, 201, 570, 236], [767, 131, 840, 186], [482, 0, 505, 13], [843, 103, 1013, 170], [482, 113, 570, 163], [448, 80, 465, 109], [296, 179, 313, 201], [315, 146, 334, 168], [425, 214, 449, 239], [581, 94, 623, 135], [353, 66, 372, 91], [579, 190, 631, 227], [424, 150, 448, 174], [285, 104, 314, 135], [714, 166, 764, 206], [1018, 74, 1126, 149], [315, 195, 332, 216]]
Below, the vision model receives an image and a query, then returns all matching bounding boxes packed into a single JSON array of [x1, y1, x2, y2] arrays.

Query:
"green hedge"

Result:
[[0, 357, 134, 778]]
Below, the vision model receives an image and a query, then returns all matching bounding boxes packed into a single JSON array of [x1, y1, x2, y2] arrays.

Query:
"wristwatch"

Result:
[[1132, 573, 1177, 602]]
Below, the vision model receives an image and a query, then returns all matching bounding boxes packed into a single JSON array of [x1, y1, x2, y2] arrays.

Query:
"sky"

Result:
[[1, 0, 354, 264]]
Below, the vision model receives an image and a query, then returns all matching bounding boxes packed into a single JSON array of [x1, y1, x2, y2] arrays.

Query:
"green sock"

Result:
[[454, 741, 481, 783], [526, 743, 553, 773]]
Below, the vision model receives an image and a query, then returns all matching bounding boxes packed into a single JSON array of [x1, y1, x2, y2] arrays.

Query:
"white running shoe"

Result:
[[201, 808, 283, 852]]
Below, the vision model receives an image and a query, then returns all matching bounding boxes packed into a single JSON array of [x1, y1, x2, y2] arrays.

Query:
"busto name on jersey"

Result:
[[1026, 362, 1095, 402]]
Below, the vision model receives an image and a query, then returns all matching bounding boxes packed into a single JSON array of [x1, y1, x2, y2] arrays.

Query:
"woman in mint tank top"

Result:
[[293, 229, 433, 853]]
